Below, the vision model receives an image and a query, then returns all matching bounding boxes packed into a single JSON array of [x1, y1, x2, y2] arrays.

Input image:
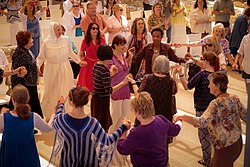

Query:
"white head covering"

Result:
[[47, 22, 61, 42]]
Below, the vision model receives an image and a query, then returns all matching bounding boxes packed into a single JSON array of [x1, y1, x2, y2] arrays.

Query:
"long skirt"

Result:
[[91, 95, 112, 132]]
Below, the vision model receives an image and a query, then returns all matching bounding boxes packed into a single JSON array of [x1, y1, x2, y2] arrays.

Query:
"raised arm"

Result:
[[34, 113, 53, 133]]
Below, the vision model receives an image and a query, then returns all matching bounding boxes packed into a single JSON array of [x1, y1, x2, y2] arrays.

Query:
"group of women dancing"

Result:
[[0, 0, 249, 166]]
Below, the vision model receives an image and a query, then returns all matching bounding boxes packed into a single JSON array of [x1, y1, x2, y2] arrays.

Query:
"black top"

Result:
[[139, 74, 177, 121], [11, 46, 38, 87]]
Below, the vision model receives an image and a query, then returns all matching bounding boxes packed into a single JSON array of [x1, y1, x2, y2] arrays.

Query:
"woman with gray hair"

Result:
[[129, 55, 177, 126]]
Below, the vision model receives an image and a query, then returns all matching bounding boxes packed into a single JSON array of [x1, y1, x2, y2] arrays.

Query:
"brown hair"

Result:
[[130, 92, 155, 118], [24, 5, 35, 15], [69, 87, 90, 108], [12, 85, 31, 120], [131, 17, 147, 35], [208, 71, 228, 93], [16, 31, 32, 47], [202, 51, 220, 72], [111, 35, 127, 49], [152, 2, 164, 17]]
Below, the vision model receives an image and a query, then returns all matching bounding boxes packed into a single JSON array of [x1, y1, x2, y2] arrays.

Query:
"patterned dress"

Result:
[[148, 13, 167, 32]]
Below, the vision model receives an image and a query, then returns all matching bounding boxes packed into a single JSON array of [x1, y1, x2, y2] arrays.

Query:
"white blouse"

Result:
[[189, 8, 211, 34], [106, 15, 128, 45]]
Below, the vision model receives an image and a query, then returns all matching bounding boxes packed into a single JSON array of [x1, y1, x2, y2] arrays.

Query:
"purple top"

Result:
[[117, 115, 181, 167], [107, 54, 130, 100]]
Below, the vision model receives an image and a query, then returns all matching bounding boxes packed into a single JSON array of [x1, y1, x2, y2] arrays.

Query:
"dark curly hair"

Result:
[[16, 31, 32, 47], [85, 22, 101, 46]]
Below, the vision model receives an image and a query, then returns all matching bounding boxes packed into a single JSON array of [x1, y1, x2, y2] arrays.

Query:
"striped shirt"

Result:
[[92, 63, 112, 97], [50, 104, 127, 167]]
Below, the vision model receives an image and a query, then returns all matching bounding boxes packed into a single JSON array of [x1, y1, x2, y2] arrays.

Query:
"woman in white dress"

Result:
[[37, 22, 84, 121], [189, 0, 211, 34]]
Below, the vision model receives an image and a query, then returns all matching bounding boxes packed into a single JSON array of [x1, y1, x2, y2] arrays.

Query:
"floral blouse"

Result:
[[11, 46, 38, 87], [194, 95, 247, 150], [148, 14, 167, 32]]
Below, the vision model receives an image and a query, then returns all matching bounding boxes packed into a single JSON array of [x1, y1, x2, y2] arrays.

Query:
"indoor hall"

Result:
[[0, 0, 249, 166]]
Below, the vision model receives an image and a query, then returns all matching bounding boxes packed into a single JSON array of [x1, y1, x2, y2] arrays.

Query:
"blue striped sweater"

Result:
[[49, 104, 127, 167]]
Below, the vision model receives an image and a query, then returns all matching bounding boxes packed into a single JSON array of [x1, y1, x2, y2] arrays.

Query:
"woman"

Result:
[[37, 22, 83, 121], [65, 1, 84, 37], [104, 0, 116, 20], [129, 56, 177, 125], [91, 44, 129, 132], [127, 17, 153, 58], [130, 28, 187, 78], [117, 92, 182, 166], [179, 23, 235, 67], [158, 0, 173, 43], [126, 17, 152, 84], [77, 23, 106, 93], [173, 51, 220, 167], [189, 0, 211, 34], [174, 71, 246, 167], [107, 35, 130, 166], [171, 0, 186, 26], [233, 23, 250, 93], [11, 31, 43, 118], [0, 85, 53, 167], [19, 0, 47, 58], [50, 86, 131, 167], [189, 37, 227, 71], [147, 2, 169, 33], [106, 4, 129, 45], [0, 0, 22, 45]]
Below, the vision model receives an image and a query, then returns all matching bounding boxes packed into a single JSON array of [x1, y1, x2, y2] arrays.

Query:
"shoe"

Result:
[[197, 160, 210, 167]]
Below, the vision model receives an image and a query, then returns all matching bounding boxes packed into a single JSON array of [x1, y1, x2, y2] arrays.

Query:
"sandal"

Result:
[[197, 160, 210, 167]]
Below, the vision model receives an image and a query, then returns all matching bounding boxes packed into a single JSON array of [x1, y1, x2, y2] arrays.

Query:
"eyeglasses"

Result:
[[73, 5, 79, 7], [206, 44, 213, 47], [91, 27, 99, 30]]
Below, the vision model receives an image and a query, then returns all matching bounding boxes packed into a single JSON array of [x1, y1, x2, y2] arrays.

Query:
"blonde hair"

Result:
[[207, 37, 221, 55], [212, 23, 225, 38], [131, 92, 155, 118], [152, 55, 170, 74], [112, 4, 123, 13]]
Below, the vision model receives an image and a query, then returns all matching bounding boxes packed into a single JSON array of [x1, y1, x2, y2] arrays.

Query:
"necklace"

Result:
[[216, 92, 224, 98]]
